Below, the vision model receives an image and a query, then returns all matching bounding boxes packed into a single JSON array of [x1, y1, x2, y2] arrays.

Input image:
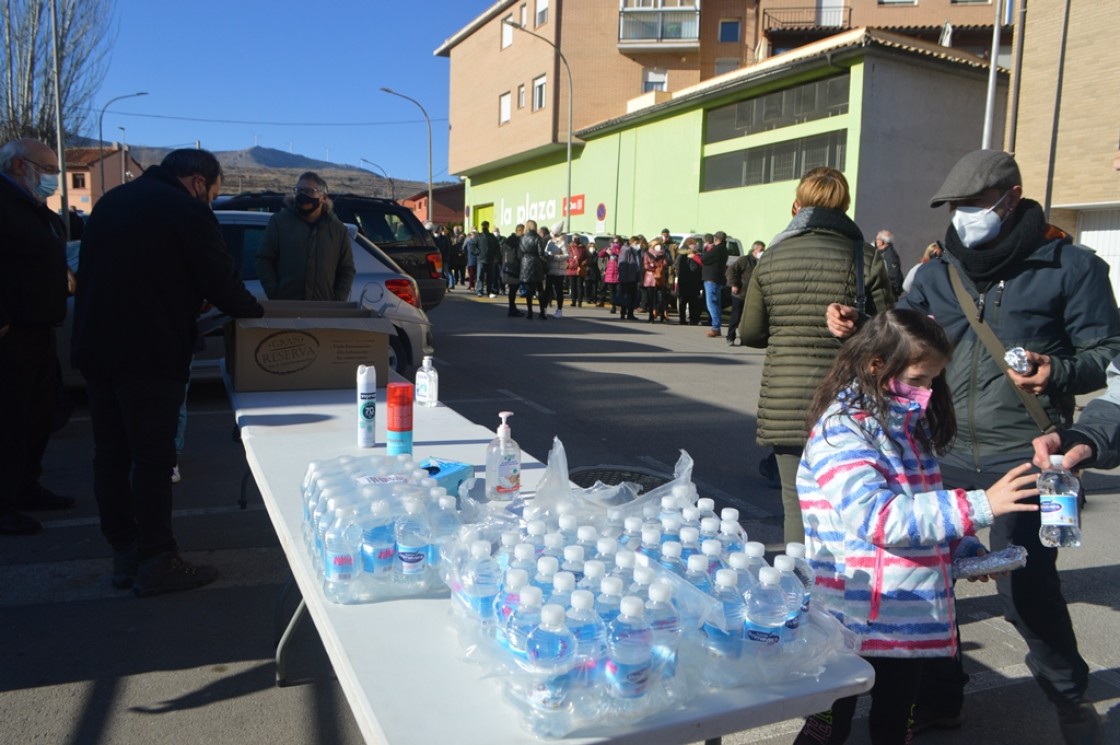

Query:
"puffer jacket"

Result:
[[741, 216, 894, 447], [900, 223, 1120, 470], [519, 232, 546, 283], [617, 244, 641, 283], [798, 388, 992, 658], [603, 245, 620, 284]]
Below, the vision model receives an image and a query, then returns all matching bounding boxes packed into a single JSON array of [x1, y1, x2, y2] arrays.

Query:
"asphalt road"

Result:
[[1, 291, 1117, 744]]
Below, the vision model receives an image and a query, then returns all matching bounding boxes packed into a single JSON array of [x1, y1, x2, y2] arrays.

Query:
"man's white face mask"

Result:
[[951, 191, 1010, 248]]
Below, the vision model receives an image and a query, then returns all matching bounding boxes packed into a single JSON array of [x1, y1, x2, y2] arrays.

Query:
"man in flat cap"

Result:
[[827, 149, 1114, 743]]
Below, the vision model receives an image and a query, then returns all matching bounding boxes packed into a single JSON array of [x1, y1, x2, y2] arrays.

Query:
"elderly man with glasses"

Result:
[[256, 170, 355, 301], [0, 138, 73, 536]]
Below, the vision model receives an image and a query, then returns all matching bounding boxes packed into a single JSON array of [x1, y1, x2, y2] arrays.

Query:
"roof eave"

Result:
[[434, 0, 517, 57]]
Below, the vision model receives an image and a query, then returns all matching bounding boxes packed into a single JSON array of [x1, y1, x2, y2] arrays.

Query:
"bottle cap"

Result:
[[520, 585, 543, 607], [648, 581, 672, 603], [577, 525, 599, 542], [514, 543, 536, 561], [682, 506, 700, 521], [600, 576, 623, 596], [715, 568, 738, 588], [773, 554, 795, 572], [697, 497, 715, 513], [624, 516, 643, 532], [687, 554, 709, 572], [583, 560, 605, 578], [745, 541, 766, 558], [661, 541, 682, 558], [1049, 455, 1065, 467], [671, 484, 690, 499], [701, 517, 721, 534], [620, 596, 645, 618], [661, 495, 678, 511], [438, 496, 457, 511], [501, 531, 520, 547], [721, 507, 740, 523], [505, 568, 529, 589], [702, 539, 723, 556], [615, 550, 636, 568], [679, 526, 700, 544], [570, 589, 594, 610], [759, 567, 780, 585], [633, 566, 655, 585], [727, 552, 748, 570], [553, 571, 575, 591], [544, 533, 564, 550], [661, 515, 682, 531], [785, 542, 806, 559], [558, 514, 578, 531], [527, 520, 547, 537], [541, 604, 566, 627], [596, 537, 618, 555], [387, 381, 413, 405], [536, 556, 559, 575], [720, 519, 740, 536], [641, 527, 661, 544], [643, 503, 660, 519], [563, 545, 584, 562], [470, 540, 492, 559]]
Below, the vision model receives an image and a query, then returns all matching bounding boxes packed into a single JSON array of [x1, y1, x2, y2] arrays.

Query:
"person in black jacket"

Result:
[[725, 240, 763, 346], [72, 149, 264, 597], [875, 229, 905, 297], [701, 231, 729, 337], [0, 139, 72, 536]]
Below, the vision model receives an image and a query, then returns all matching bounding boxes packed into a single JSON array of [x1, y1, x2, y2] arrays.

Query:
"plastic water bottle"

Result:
[[495, 531, 520, 573], [704, 568, 747, 659], [628, 565, 656, 602], [680, 505, 701, 532], [658, 541, 686, 576], [358, 499, 396, 579], [578, 560, 605, 595], [525, 520, 548, 557], [595, 538, 618, 573], [726, 551, 760, 601], [642, 502, 662, 531], [659, 495, 682, 523], [558, 514, 579, 546], [678, 526, 701, 561], [550, 571, 575, 610], [414, 355, 439, 407], [533, 556, 560, 600], [605, 596, 653, 705], [524, 604, 577, 737], [742, 541, 769, 582], [744, 567, 787, 651], [603, 508, 626, 540], [638, 527, 662, 561], [645, 581, 681, 682], [495, 568, 530, 648], [322, 507, 359, 603], [699, 516, 721, 543], [721, 507, 740, 524], [542, 532, 565, 561], [784, 542, 815, 614], [394, 497, 431, 586], [660, 515, 682, 544], [576, 525, 599, 558], [460, 540, 502, 626], [510, 543, 537, 574], [612, 549, 636, 588], [596, 576, 624, 624], [619, 517, 643, 548], [773, 555, 804, 643], [428, 495, 461, 568], [1038, 455, 1082, 548], [696, 497, 717, 521], [701, 539, 724, 576], [507, 585, 544, 660], [719, 519, 745, 556], [566, 589, 607, 698], [561, 545, 585, 582], [684, 553, 713, 594]]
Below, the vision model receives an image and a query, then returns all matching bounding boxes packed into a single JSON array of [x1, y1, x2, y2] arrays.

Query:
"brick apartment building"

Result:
[[46, 146, 145, 215]]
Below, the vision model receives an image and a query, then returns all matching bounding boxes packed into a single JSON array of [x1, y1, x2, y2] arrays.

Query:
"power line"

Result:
[[103, 109, 448, 127]]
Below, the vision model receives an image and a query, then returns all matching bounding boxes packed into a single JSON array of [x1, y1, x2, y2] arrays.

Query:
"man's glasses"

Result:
[[22, 158, 60, 175], [294, 186, 322, 196]]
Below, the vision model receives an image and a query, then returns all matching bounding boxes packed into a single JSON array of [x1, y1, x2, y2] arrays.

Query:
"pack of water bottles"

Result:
[[300, 452, 473, 604], [437, 440, 858, 738]]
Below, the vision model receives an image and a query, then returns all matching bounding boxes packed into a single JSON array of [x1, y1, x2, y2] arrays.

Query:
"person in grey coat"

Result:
[[518, 219, 547, 320]]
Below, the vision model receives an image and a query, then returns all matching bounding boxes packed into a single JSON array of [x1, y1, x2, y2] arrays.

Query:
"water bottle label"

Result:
[[744, 621, 782, 645], [353, 474, 408, 487], [1039, 493, 1079, 528], [324, 550, 356, 582], [528, 675, 570, 711], [496, 455, 521, 495], [605, 658, 651, 698], [360, 534, 394, 575], [465, 592, 497, 619], [396, 544, 428, 574]]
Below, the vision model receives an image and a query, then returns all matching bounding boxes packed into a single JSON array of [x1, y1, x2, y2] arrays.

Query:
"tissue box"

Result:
[[419, 458, 475, 497]]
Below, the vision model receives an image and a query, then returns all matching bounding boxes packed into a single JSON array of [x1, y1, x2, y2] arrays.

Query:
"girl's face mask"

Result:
[[888, 378, 933, 414]]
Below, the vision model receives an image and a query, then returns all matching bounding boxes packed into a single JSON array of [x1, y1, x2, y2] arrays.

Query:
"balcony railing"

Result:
[[763, 6, 852, 32], [619, 9, 701, 44]]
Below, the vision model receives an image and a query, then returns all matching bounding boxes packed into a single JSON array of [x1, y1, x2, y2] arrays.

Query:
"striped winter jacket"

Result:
[[797, 388, 993, 658]]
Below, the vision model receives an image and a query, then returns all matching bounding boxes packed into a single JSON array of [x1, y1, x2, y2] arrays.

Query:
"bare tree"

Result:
[[1, 0, 114, 147]]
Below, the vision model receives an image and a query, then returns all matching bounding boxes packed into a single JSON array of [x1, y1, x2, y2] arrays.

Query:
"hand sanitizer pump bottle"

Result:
[[485, 411, 521, 501]]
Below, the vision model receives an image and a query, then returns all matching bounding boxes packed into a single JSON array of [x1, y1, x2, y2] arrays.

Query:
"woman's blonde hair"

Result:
[[795, 167, 851, 212], [922, 242, 943, 263]]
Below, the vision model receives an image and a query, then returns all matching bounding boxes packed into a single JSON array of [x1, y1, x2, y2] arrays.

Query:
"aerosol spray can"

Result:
[[357, 365, 377, 448]]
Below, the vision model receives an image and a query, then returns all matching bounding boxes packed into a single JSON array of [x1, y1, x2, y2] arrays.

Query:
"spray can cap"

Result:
[[497, 410, 514, 440]]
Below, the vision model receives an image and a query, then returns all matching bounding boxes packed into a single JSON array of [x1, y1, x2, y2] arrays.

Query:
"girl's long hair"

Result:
[[807, 309, 957, 453]]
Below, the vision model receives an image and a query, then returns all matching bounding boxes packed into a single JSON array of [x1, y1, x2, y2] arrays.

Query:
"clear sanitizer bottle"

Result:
[[485, 411, 521, 501], [415, 355, 439, 407]]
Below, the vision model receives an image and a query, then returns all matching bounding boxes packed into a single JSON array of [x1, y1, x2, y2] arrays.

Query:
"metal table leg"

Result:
[[275, 597, 307, 687]]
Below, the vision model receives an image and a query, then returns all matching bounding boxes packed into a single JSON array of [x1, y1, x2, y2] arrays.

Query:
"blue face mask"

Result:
[[34, 171, 59, 199]]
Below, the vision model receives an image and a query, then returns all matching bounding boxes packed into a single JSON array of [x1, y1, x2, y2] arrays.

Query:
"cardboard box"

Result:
[[227, 300, 392, 392]]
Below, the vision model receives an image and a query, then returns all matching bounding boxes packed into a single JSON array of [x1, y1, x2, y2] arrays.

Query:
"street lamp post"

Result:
[[118, 126, 126, 184], [380, 87, 432, 222], [504, 19, 573, 234], [360, 157, 396, 200], [98, 91, 147, 196]]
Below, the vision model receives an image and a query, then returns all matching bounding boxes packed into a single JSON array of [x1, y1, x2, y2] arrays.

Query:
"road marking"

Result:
[[495, 388, 555, 415]]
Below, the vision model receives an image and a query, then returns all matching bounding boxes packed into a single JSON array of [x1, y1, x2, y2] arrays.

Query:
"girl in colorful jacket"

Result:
[[793, 309, 1038, 745]]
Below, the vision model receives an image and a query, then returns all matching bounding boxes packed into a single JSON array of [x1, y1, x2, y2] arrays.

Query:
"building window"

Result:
[[535, 0, 548, 26], [518, 84, 526, 109], [520, 3, 527, 26], [719, 19, 740, 43], [642, 68, 668, 93], [72, 172, 86, 189], [714, 58, 740, 76], [879, 0, 916, 4], [532, 75, 547, 111], [704, 74, 850, 143], [702, 130, 848, 192], [499, 92, 512, 124], [501, 14, 513, 48]]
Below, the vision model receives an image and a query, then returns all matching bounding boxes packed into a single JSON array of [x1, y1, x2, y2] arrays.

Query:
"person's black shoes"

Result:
[[112, 545, 140, 589], [18, 486, 75, 511], [0, 511, 41, 536], [132, 552, 218, 598]]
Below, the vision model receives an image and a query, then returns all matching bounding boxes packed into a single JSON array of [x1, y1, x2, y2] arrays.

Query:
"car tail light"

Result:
[[386, 278, 421, 308], [426, 251, 443, 278]]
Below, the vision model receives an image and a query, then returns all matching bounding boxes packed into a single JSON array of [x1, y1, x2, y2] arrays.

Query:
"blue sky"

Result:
[[90, 0, 483, 181]]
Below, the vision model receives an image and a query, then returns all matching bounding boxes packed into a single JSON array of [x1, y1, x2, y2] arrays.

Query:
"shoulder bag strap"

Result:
[[947, 264, 1057, 434], [853, 240, 866, 315]]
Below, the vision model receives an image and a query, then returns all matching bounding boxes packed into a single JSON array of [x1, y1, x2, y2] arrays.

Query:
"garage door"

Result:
[[1079, 208, 1120, 304]]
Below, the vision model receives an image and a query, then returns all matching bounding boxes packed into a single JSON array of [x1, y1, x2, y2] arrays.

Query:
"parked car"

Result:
[[213, 192, 446, 311], [59, 210, 434, 388]]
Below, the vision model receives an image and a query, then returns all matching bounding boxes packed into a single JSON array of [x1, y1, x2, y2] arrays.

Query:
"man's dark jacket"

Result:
[[72, 165, 264, 382], [0, 175, 68, 330], [880, 243, 904, 296], [700, 241, 728, 283]]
